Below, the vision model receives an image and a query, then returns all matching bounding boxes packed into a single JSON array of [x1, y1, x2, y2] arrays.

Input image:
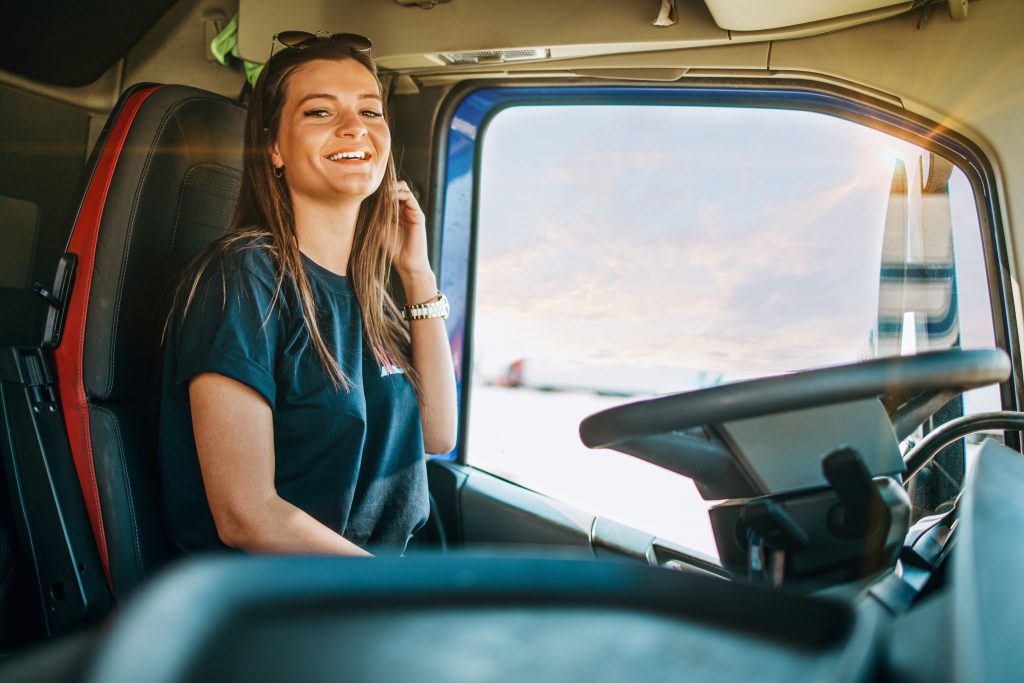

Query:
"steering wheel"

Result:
[[579, 349, 1011, 497]]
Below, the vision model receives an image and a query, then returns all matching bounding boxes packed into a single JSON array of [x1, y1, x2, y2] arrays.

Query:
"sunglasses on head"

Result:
[[269, 30, 373, 62]]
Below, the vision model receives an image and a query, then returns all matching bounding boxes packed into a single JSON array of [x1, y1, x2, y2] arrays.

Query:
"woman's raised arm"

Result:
[[394, 181, 458, 454]]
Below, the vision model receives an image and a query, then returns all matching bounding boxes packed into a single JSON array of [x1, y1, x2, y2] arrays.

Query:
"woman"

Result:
[[158, 34, 457, 557]]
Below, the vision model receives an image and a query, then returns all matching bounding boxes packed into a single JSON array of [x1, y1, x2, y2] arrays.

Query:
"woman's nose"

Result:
[[335, 111, 367, 138]]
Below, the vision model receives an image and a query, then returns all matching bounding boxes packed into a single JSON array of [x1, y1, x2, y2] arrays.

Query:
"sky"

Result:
[[473, 104, 996, 390]]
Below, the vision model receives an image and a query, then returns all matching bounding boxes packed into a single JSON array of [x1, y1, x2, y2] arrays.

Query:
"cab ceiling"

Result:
[[237, 0, 916, 74], [1, 0, 176, 87], [1, 0, 919, 88]]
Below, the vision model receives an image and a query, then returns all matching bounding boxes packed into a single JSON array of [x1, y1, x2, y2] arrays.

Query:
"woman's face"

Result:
[[270, 58, 390, 207]]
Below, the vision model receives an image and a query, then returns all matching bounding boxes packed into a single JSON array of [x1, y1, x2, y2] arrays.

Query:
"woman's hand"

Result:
[[393, 180, 432, 279]]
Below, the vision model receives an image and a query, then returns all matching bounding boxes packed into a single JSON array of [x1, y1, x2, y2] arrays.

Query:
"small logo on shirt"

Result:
[[380, 364, 405, 377]]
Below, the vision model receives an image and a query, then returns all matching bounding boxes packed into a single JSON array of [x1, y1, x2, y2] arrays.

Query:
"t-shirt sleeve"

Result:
[[172, 264, 283, 410]]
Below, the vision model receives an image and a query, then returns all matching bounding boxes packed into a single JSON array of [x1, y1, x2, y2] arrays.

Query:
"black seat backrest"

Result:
[[0, 83, 245, 627], [65, 84, 245, 596]]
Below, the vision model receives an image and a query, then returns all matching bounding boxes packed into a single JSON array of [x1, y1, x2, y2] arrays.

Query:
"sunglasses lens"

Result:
[[271, 31, 373, 58], [332, 33, 373, 51], [276, 30, 314, 47]]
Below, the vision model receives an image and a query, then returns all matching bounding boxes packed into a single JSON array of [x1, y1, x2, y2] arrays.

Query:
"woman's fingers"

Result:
[[396, 181, 425, 225], [393, 179, 430, 270], [396, 181, 418, 202]]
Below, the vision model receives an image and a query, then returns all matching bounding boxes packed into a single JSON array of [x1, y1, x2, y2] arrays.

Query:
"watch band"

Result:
[[403, 291, 450, 321]]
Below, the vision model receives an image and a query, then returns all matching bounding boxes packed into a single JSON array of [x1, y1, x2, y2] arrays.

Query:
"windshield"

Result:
[[465, 103, 999, 556]]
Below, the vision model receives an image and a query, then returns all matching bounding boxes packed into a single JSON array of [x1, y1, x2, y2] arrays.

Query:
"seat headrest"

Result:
[[81, 85, 246, 402]]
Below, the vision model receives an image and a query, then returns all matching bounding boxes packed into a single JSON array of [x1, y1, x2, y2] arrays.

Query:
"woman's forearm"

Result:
[[217, 494, 372, 556], [399, 269, 458, 454]]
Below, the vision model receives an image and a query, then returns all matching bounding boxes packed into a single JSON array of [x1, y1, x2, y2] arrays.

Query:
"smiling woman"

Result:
[[157, 36, 457, 558], [269, 60, 390, 215]]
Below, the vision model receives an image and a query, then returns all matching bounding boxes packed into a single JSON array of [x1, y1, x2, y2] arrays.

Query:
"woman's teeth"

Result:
[[327, 151, 367, 160]]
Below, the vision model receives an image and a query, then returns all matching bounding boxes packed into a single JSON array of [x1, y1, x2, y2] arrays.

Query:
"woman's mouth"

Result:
[[325, 150, 370, 161]]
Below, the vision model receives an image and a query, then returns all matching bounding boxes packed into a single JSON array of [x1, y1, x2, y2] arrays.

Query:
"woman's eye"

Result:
[[303, 109, 331, 118], [362, 110, 384, 118]]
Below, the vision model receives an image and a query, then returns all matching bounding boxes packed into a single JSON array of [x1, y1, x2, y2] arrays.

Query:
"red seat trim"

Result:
[[52, 85, 163, 590]]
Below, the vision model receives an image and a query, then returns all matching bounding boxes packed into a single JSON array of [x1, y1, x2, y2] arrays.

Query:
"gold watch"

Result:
[[402, 291, 450, 321]]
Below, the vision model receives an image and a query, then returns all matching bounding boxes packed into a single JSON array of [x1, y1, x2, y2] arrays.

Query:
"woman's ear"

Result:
[[270, 141, 283, 170]]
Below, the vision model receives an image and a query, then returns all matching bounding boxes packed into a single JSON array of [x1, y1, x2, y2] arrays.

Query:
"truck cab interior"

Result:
[[1, 0, 1022, 680]]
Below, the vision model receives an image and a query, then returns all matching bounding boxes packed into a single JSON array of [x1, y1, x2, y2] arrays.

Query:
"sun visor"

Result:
[[703, 0, 909, 32]]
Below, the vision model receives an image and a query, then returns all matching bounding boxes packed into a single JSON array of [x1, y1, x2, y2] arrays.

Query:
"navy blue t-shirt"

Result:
[[158, 239, 428, 554]]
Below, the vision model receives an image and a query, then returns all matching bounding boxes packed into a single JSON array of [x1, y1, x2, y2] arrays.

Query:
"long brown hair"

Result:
[[172, 40, 415, 393]]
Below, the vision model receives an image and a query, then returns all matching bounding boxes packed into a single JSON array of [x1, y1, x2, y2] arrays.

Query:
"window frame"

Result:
[[429, 80, 1022, 465]]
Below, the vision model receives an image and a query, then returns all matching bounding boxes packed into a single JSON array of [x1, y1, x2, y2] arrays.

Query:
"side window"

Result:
[[443, 95, 1001, 556]]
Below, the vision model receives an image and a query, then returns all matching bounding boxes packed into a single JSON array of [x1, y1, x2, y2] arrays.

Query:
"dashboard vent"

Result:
[[439, 48, 549, 65]]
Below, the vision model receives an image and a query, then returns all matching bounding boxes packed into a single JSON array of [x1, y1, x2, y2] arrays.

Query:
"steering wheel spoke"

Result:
[[889, 389, 961, 441], [613, 432, 759, 499]]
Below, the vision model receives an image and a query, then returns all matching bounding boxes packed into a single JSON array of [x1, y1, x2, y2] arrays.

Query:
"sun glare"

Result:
[[878, 143, 904, 170]]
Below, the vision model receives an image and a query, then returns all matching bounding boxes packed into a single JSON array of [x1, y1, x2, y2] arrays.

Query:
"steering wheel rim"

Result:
[[579, 349, 1011, 451]]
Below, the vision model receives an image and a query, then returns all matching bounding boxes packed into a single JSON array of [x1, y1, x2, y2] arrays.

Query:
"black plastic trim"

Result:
[[0, 348, 112, 636]]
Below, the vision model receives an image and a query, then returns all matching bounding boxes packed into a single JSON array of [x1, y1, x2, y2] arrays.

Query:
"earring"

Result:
[[274, 166, 284, 178]]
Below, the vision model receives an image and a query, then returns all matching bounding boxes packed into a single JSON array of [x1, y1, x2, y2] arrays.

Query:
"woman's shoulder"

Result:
[[199, 230, 280, 291]]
